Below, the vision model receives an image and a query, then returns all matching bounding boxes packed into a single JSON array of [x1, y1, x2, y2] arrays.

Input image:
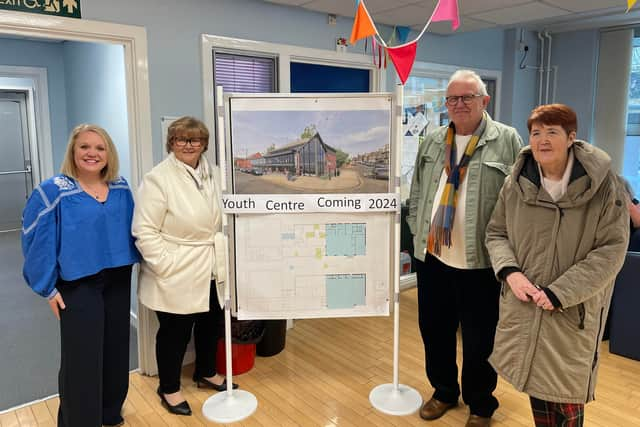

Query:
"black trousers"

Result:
[[155, 281, 223, 394], [56, 265, 132, 427], [415, 253, 500, 418]]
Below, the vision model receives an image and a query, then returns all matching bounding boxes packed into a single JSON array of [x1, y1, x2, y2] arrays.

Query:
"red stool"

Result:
[[215, 339, 256, 375]]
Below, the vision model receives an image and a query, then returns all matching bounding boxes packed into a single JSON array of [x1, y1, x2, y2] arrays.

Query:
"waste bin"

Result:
[[216, 340, 256, 375], [256, 319, 287, 357]]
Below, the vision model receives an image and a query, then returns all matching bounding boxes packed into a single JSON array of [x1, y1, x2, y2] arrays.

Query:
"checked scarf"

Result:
[[427, 112, 487, 256]]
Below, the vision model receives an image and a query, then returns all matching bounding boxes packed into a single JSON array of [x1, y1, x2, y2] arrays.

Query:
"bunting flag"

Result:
[[628, 0, 637, 12], [431, 0, 460, 30], [386, 41, 418, 84], [396, 26, 411, 44], [350, 0, 461, 85], [350, 1, 377, 45]]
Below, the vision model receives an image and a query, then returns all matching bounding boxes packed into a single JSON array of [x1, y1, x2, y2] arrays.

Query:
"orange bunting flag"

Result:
[[350, 1, 377, 45], [628, 0, 638, 12], [431, 0, 460, 31], [386, 41, 418, 85]]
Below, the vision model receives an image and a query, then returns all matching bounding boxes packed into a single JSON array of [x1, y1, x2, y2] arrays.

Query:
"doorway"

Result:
[[0, 91, 33, 231], [0, 14, 152, 412]]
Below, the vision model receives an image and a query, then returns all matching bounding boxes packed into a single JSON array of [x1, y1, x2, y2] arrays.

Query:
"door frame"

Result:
[[0, 10, 153, 187], [0, 11, 153, 374]]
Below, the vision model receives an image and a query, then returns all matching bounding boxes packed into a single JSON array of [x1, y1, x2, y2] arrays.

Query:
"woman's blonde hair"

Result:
[[166, 116, 210, 154], [60, 124, 120, 182]]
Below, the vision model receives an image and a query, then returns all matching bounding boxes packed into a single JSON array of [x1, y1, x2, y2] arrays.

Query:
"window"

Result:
[[624, 36, 640, 196], [399, 66, 500, 277], [290, 62, 370, 93], [213, 52, 276, 93]]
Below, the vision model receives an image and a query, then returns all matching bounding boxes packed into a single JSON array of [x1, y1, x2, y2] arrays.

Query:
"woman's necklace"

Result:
[[79, 180, 108, 201]]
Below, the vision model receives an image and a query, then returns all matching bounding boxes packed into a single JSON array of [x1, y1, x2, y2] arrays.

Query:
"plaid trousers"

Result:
[[530, 396, 584, 427]]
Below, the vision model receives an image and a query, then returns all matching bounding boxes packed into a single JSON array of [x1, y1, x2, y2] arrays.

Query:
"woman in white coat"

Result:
[[133, 116, 236, 417]]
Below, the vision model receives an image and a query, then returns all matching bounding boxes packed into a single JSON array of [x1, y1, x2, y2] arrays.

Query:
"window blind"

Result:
[[214, 52, 276, 93]]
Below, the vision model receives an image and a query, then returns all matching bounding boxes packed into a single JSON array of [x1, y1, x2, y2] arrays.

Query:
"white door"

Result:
[[0, 92, 33, 231]]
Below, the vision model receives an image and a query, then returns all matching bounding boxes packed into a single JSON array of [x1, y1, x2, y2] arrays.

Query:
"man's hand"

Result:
[[48, 293, 66, 320]]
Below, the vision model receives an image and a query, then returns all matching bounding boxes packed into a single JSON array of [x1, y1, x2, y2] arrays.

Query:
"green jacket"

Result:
[[407, 114, 522, 267], [485, 141, 629, 403]]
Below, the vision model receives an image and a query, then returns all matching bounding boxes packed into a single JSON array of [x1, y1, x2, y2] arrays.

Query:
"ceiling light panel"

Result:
[[426, 17, 496, 35], [472, 2, 571, 25], [543, 0, 625, 13], [264, 0, 310, 5], [458, 0, 531, 15], [300, 0, 360, 17], [374, 4, 436, 27]]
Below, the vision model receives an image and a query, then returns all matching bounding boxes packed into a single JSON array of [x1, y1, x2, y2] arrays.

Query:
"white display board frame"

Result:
[[221, 92, 398, 320]]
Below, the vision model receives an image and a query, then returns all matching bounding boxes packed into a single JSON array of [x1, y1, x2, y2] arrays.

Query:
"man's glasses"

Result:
[[445, 94, 483, 106], [173, 137, 204, 147]]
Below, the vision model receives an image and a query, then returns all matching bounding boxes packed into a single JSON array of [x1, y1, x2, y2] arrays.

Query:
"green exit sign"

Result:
[[0, 0, 81, 19]]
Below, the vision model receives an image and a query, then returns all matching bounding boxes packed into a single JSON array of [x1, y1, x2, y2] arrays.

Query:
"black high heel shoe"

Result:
[[192, 375, 239, 391], [156, 387, 192, 416]]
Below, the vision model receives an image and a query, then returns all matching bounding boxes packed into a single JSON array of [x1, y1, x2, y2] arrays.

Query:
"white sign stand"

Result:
[[202, 86, 258, 422], [369, 84, 423, 415]]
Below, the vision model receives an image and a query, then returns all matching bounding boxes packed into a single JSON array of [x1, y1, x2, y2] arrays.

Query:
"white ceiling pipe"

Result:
[[545, 31, 553, 105], [538, 32, 545, 106]]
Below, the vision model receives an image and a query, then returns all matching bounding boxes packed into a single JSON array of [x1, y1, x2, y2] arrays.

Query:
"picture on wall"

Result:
[[228, 95, 392, 194]]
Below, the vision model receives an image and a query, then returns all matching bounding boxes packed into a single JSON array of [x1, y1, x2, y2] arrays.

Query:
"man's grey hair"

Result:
[[447, 70, 488, 96]]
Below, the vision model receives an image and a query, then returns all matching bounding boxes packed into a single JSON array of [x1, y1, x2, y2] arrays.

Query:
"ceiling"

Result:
[[264, 0, 640, 35]]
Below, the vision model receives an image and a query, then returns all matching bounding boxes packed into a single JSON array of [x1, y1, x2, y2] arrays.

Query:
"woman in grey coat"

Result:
[[485, 104, 629, 426]]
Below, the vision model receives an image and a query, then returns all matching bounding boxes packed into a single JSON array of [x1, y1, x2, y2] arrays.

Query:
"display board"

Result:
[[223, 93, 396, 319]]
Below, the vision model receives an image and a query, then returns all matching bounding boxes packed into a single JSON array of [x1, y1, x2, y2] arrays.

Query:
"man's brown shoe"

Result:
[[465, 414, 491, 427], [419, 398, 457, 420]]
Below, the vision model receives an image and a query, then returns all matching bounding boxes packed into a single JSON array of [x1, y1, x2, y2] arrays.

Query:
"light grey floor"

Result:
[[0, 231, 138, 411]]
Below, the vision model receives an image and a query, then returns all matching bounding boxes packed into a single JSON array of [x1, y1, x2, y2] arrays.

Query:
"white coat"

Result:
[[133, 153, 222, 314]]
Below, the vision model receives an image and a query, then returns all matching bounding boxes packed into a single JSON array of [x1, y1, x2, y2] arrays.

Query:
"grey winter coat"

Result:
[[485, 141, 629, 403]]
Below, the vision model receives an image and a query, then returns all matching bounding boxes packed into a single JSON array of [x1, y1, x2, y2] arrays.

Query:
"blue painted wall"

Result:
[[80, 0, 507, 162], [501, 29, 541, 142], [550, 29, 599, 143], [62, 41, 130, 181], [0, 38, 68, 169]]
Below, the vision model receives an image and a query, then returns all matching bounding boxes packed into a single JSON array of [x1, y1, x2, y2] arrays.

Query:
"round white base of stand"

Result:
[[369, 383, 422, 416], [202, 390, 258, 423]]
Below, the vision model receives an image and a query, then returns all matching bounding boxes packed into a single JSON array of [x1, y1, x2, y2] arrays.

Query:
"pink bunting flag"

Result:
[[431, 0, 460, 31], [386, 41, 417, 85]]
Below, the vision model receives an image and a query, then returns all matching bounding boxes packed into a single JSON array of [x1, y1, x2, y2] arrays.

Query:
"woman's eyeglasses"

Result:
[[445, 94, 483, 106], [173, 137, 203, 147]]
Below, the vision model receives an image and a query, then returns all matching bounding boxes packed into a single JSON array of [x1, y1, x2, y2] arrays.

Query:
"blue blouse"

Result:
[[22, 174, 140, 298]]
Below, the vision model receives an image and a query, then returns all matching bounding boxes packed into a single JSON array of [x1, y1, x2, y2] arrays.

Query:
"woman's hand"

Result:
[[531, 290, 554, 311], [505, 272, 540, 302], [48, 293, 66, 320]]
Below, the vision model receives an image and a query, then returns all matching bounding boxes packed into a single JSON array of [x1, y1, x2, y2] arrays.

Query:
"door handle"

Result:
[[0, 165, 32, 176]]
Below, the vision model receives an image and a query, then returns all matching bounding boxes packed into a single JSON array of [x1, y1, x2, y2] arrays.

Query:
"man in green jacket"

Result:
[[407, 70, 522, 427]]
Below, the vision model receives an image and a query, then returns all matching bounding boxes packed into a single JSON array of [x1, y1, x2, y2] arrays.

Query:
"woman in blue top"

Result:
[[21, 124, 139, 427]]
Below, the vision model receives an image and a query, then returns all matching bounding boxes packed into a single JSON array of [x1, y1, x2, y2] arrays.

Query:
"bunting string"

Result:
[[350, 0, 460, 84], [351, 0, 460, 49]]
